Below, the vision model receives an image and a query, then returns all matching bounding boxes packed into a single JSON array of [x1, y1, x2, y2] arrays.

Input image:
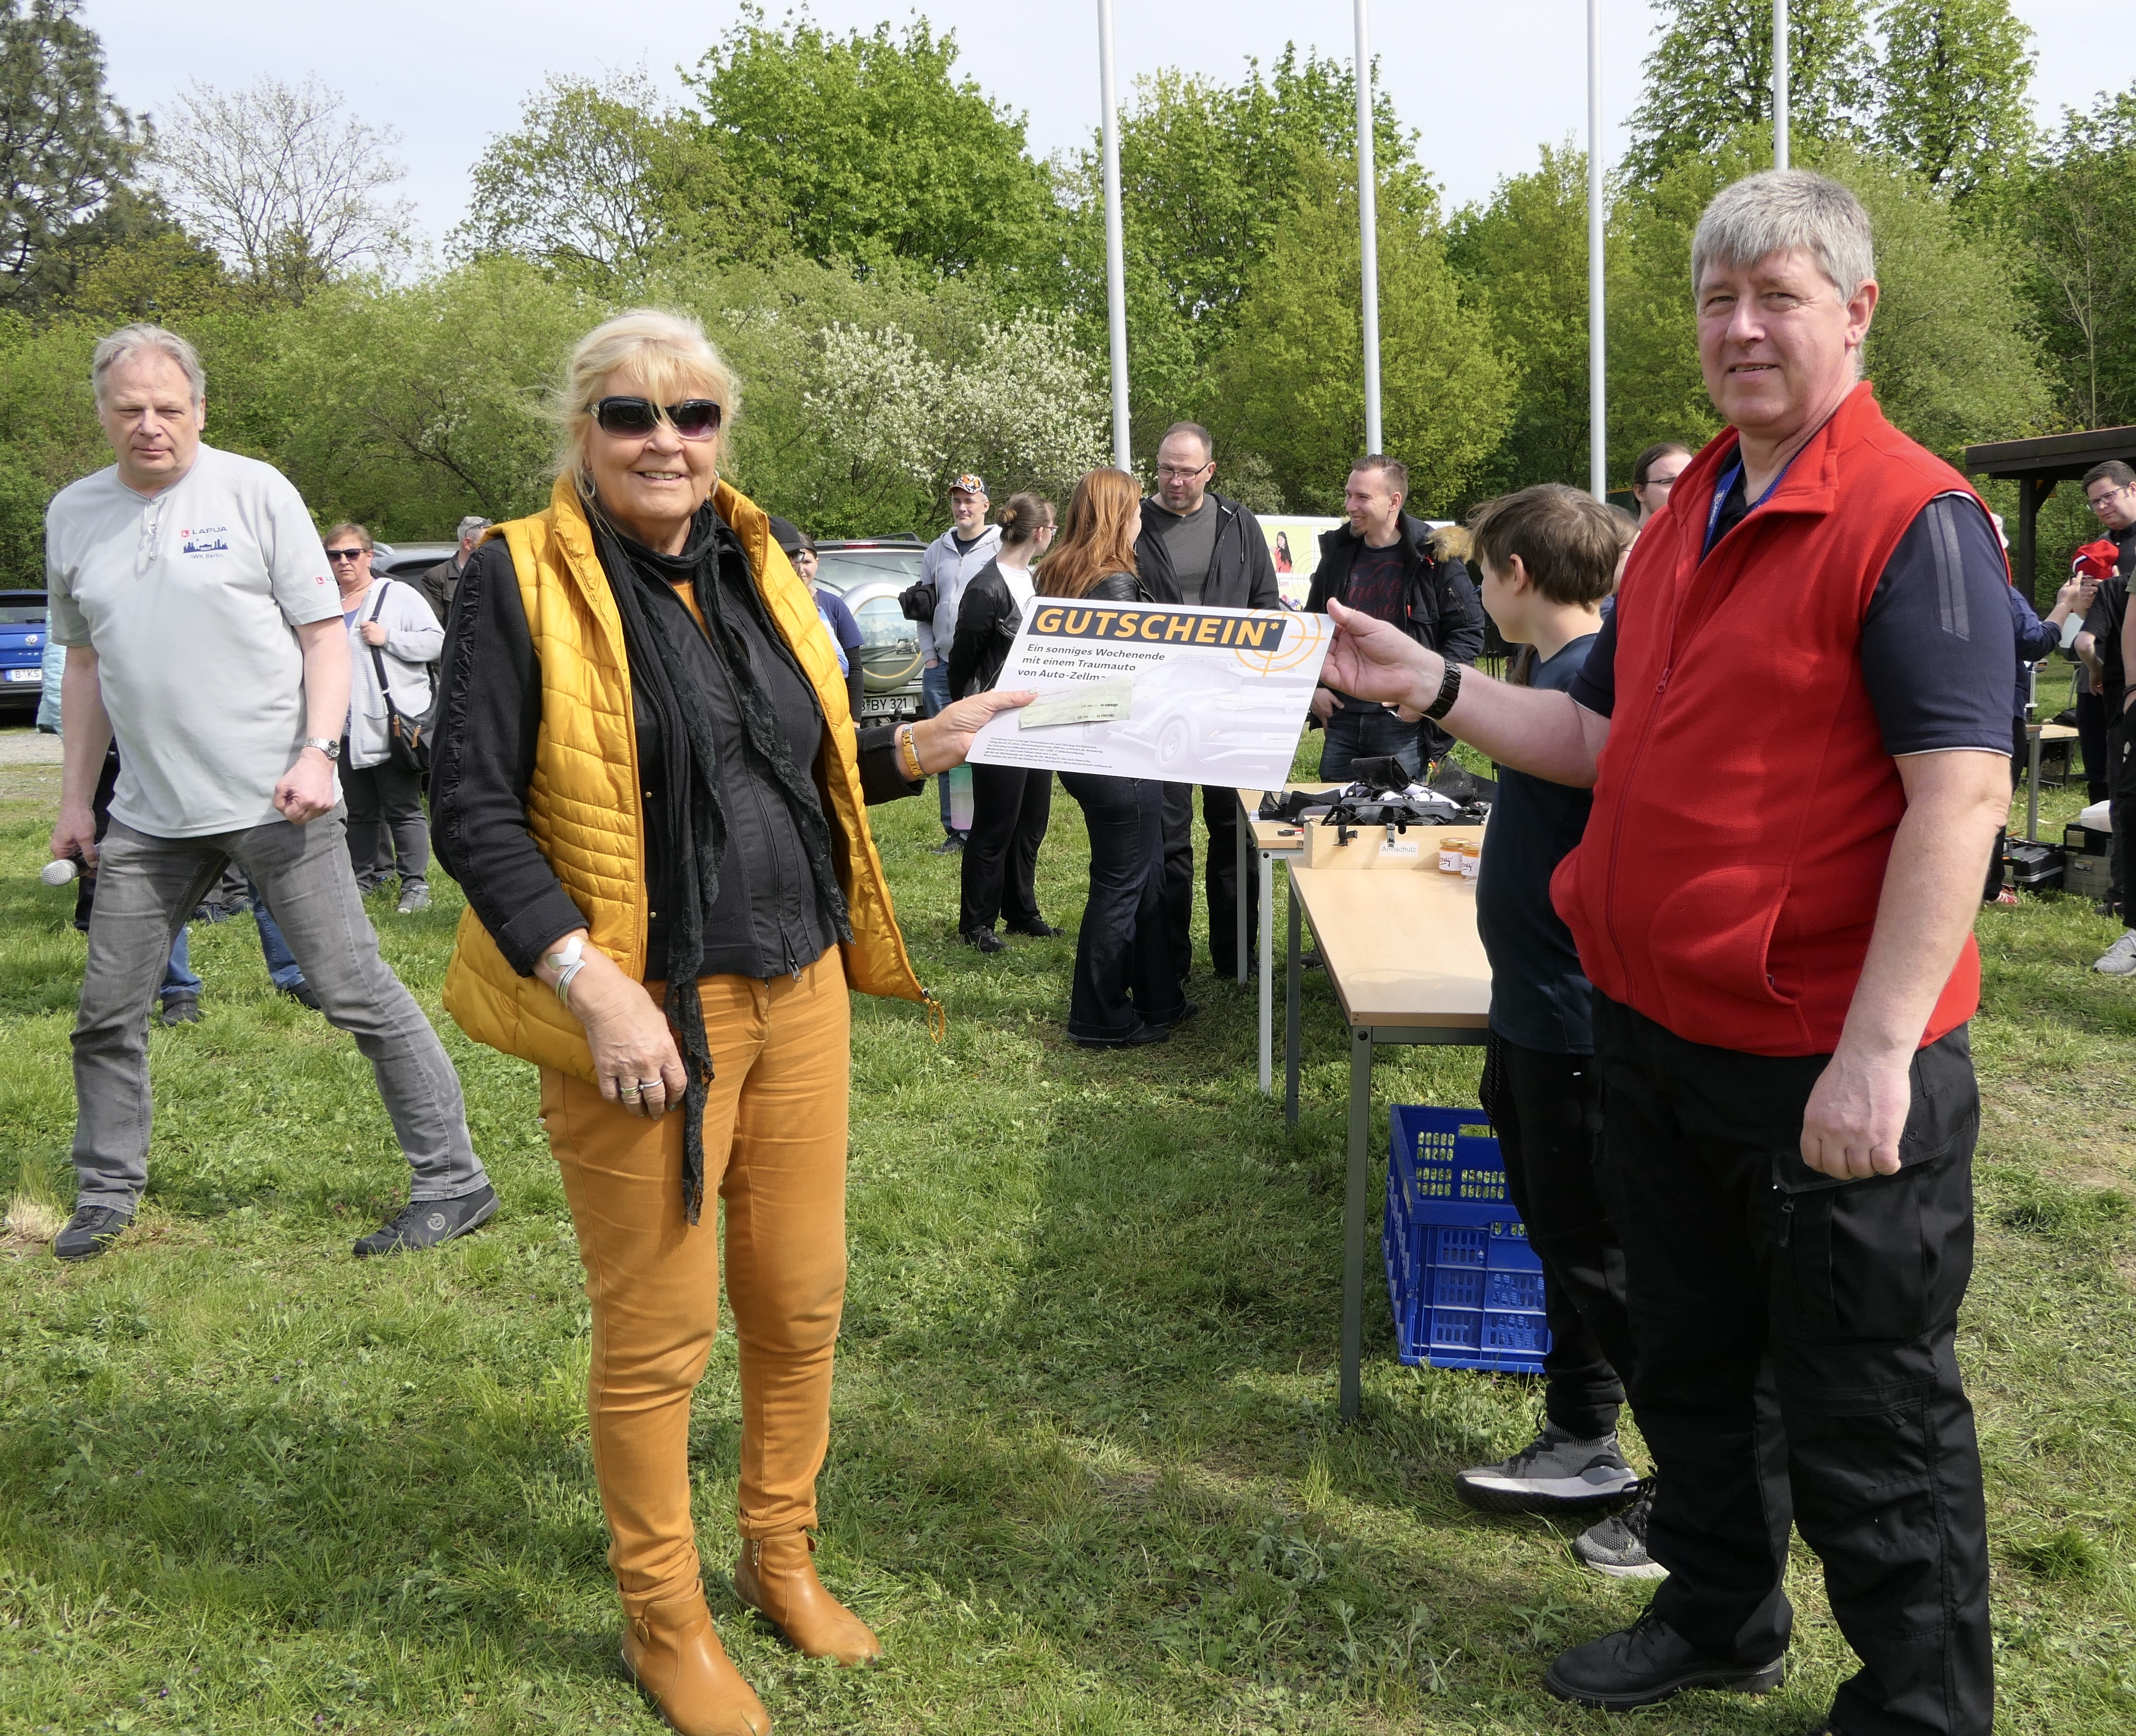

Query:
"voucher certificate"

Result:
[[965, 598, 1333, 788]]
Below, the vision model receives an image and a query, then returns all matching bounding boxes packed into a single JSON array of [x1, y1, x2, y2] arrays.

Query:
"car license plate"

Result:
[[3, 668, 40, 682], [859, 696, 904, 717]]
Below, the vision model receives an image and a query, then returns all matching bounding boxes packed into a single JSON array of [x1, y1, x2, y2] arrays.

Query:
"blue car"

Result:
[[0, 591, 48, 714]]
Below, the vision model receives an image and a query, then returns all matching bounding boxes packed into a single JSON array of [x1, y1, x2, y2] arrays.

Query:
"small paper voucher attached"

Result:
[[966, 599, 1333, 788]]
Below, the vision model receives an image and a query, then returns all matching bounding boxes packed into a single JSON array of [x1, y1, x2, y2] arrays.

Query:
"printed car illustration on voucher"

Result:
[[809, 537, 928, 722], [0, 591, 51, 713]]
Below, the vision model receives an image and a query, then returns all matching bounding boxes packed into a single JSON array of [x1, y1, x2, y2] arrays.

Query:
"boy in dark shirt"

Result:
[[1452, 484, 1658, 1579]]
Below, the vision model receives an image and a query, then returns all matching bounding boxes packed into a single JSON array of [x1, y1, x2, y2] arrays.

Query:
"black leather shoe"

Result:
[[1005, 919, 1061, 938], [962, 927, 1006, 954], [1150, 1001, 1200, 1030], [353, 1185, 498, 1258], [159, 993, 200, 1026], [281, 979, 322, 1011], [1544, 1609, 1784, 1711], [1071, 1020, 1172, 1051], [54, 1204, 134, 1262]]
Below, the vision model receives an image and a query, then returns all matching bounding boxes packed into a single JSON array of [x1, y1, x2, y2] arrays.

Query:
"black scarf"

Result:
[[592, 497, 852, 1222]]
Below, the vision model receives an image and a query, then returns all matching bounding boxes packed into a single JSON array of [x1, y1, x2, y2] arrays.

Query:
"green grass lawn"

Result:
[[0, 735, 2131, 1734]]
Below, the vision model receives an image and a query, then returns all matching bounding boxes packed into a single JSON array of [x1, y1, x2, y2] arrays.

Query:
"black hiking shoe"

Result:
[[159, 993, 200, 1026], [1544, 1607, 1784, 1711], [962, 926, 1006, 954], [353, 1185, 498, 1258], [54, 1204, 134, 1262]]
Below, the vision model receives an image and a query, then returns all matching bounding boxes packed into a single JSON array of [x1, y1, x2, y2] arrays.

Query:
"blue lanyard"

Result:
[[1703, 454, 1794, 557]]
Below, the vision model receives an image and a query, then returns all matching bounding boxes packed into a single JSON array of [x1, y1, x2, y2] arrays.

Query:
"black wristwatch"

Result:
[[1420, 661, 1463, 721]]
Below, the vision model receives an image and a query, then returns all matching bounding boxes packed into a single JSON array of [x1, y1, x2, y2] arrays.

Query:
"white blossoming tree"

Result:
[[803, 307, 1110, 516]]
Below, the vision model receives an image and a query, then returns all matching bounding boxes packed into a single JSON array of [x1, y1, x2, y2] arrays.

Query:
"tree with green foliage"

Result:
[[1062, 47, 1419, 458], [1608, 130, 2050, 476], [2010, 84, 2136, 431], [456, 73, 785, 287], [1869, 0, 2035, 202], [1203, 158, 1510, 515], [1447, 143, 1596, 495], [685, 12, 1058, 280], [0, 0, 147, 313], [1623, 0, 1874, 184]]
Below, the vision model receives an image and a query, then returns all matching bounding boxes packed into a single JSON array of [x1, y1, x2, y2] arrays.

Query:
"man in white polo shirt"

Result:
[[45, 323, 495, 1263]]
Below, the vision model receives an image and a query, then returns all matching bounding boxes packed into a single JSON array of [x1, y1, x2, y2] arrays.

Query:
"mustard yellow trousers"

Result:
[[540, 952, 850, 1605]]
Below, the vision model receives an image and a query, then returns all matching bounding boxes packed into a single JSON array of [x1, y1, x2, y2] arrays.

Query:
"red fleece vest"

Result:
[[1550, 383, 1990, 1056]]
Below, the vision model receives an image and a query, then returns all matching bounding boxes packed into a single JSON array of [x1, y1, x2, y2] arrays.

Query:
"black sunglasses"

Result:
[[590, 396, 723, 440], [325, 546, 367, 562]]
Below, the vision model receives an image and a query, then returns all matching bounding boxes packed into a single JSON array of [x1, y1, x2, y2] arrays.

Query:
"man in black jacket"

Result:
[[1135, 422, 1284, 980], [1307, 455, 1485, 777], [419, 516, 492, 627]]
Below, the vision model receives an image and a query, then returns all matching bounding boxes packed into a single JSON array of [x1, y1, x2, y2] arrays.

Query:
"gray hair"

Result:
[[456, 515, 493, 541], [1691, 170, 1875, 302], [91, 324, 206, 407]]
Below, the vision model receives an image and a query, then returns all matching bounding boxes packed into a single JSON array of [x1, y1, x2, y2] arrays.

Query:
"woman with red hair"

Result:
[[1038, 469, 1189, 1046]]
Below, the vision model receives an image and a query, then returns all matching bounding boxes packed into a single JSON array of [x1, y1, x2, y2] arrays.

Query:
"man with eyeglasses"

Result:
[[2073, 461, 2136, 969], [1133, 422, 1283, 979], [42, 323, 495, 1263]]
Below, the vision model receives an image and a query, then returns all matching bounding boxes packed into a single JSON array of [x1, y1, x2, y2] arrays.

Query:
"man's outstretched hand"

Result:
[[1320, 598, 1440, 715]]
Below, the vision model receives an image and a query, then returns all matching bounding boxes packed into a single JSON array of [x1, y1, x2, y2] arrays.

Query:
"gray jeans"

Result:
[[70, 806, 489, 1211]]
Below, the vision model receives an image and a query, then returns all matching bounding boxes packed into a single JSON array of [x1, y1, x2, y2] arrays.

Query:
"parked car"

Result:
[[810, 536, 928, 723], [0, 591, 50, 714], [369, 542, 456, 584]]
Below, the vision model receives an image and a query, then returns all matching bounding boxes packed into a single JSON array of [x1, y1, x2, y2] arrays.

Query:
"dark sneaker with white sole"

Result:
[[1574, 1477, 1667, 1578], [54, 1204, 134, 1261], [1455, 1424, 1639, 1513], [353, 1184, 498, 1258], [1544, 1608, 1784, 1710]]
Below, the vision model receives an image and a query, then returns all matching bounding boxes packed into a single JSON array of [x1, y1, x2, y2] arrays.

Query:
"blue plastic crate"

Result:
[[1384, 1107, 1551, 1376], [1390, 1104, 1511, 1208]]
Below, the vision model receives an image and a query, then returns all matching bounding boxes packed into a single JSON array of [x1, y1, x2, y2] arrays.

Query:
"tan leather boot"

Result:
[[621, 1587, 771, 1736], [734, 1533, 881, 1666]]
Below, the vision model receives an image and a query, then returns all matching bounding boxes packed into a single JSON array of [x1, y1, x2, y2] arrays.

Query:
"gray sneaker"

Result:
[[353, 1184, 497, 1258], [54, 1204, 134, 1262], [2094, 932, 2136, 975], [1573, 1478, 1668, 1579], [395, 881, 431, 915], [1455, 1424, 1639, 1514]]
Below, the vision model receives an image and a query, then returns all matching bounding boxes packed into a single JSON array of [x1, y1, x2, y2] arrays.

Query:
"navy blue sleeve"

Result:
[[2006, 583, 2060, 664], [1859, 494, 2016, 756], [1567, 604, 1618, 717]]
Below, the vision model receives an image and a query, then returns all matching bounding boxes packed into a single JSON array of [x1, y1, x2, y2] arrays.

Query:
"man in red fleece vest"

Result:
[[1323, 171, 2009, 1736]]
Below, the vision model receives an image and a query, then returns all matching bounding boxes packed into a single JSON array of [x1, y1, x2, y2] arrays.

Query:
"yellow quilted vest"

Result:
[[441, 475, 928, 1083]]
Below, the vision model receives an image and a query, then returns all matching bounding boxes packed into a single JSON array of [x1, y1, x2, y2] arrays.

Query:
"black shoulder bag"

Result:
[[365, 584, 433, 776]]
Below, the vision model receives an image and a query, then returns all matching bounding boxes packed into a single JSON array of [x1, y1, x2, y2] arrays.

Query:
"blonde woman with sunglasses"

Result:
[[429, 310, 1027, 1735]]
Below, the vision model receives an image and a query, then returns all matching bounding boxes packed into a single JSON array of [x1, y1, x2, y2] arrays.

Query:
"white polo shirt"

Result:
[[46, 444, 340, 839]]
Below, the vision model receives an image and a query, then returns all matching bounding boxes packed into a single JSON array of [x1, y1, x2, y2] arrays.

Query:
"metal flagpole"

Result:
[[1097, 0, 1131, 471], [1587, 0, 1606, 502], [1773, 0, 1790, 169], [1354, 0, 1383, 453]]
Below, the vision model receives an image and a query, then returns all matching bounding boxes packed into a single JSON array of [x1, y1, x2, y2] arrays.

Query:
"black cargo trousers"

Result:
[[1591, 993, 1991, 1736]]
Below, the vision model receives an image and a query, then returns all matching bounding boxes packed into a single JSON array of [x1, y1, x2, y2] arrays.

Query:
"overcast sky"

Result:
[[80, 1, 2136, 252]]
